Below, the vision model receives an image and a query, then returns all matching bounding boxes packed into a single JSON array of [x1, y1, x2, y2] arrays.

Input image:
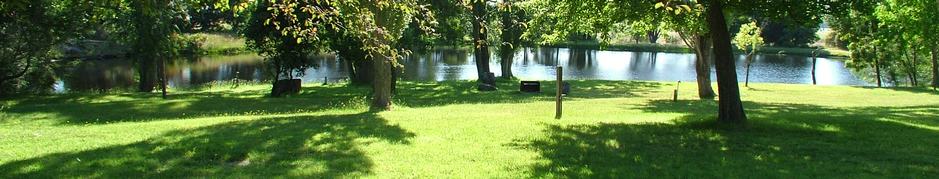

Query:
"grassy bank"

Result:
[[192, 33, 251, 56], [2, 80, 938, 178], [550, 41, 851, 58]]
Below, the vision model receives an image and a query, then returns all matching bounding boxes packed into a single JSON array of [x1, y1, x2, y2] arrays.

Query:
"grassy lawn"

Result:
[[191, 33, 250, 55], [1, 80, 938, 178]]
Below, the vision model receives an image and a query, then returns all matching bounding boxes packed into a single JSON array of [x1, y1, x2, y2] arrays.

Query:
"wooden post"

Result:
[[324, 76, 328, 85], [673, 81, 680, 102], [555, 66, 562, 119]]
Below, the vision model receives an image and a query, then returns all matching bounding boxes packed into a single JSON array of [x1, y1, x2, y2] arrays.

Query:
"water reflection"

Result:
[[53, 47, 869, 92]]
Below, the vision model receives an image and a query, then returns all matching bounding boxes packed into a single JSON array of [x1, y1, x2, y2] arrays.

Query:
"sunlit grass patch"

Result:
[[1, 80, 938, 177]]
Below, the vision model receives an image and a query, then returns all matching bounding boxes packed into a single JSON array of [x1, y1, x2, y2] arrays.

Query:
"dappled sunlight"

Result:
[[4, 80, 939, 177], [877, 118, 939, 131], [515, 113, 939, 177], [510, 98, 939, 177], [0, 112, 414, 178]]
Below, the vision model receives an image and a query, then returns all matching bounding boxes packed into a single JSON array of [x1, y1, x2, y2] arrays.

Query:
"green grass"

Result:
[[192, 33, 250, 55], [2, 80, 938, 178]]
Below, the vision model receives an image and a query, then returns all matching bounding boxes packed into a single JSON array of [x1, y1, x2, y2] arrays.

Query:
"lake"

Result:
[[53, 47, 870, 92]]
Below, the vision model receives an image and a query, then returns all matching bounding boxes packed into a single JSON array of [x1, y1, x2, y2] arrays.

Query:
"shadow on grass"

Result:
[[394, 80, 663, 107], [514, 100, 939, 178], [1, 84, 372, 124], [0, 112, 413, 178], [3, 80, 662, 124], [850, 86, 939, 95]]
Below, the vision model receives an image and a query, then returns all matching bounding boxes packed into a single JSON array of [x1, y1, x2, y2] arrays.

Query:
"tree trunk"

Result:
[[931, 46, 938, 90], [501, 51, 514, 79], [874, 49, 882, 87], [371, 55, 393, 111], [706, 0, 747, 124], [472, 0, 495, 87], [345, 58, 357, 82], [138, 58, 156, 92], [160, 57, 167, 99], [499, 1, 515, 79], [911, 50, 918, 86], [351, 60, 374, 85], [745, 54, 752, 87], [812, 56, 817, 85], [647, 30, 660, 44], [694, 35, 716, 99]]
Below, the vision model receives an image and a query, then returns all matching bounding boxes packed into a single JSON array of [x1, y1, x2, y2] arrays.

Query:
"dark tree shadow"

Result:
[[850, 86, 939, 95], [1, 85, 372, 124], [394, 80, 663, 107], [513, 100, 939, 178], [0, 112, 414, 178], [2, 80, 662, 124]]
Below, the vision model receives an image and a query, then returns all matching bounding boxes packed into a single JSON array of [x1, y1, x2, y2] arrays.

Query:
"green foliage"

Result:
[[759, 22, 819, 48], [733, 21, 764, 54], [420, 0, 468, 46], [496, 0, 528, 58], [831, 0, 938, 86], [1, 0, 94, 96], [242, 0, 328, 80]]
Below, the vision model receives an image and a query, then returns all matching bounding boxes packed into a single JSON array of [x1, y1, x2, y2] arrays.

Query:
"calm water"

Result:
[[53, 47, 869, 92]]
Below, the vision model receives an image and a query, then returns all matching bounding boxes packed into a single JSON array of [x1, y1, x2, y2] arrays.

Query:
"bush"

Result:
[[821, 30, 847, 50], [0, 60, 57, 96]]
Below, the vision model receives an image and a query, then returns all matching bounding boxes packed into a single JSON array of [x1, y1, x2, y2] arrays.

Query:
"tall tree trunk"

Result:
[[472, 0, 495, 87], [745, 54, 752, 87], [911, 50, 918, 86], [345, 58, 357, 83], [694, 35, 716, 99], [138, 58, 156, 92], [706, 0, 747, 123], [812, 53, 818, 85], [501, 51, 514, 78], [874, 47, 883, 87], [499, 0, 515, 79], [931, 46, 938, 90], [160, 56, 167, 99], [351, 60, 374, 85], [371, 55, 393, 111]]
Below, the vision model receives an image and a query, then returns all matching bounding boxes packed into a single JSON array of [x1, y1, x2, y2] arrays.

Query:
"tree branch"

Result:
[[0, 58, 31, 83]]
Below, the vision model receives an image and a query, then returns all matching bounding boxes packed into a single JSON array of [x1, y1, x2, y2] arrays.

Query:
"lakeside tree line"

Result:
[[2, 0, 937, 124]]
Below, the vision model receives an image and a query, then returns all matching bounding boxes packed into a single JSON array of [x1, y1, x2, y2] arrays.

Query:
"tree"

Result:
[[733, 21, 763, 87], [129, 0, 182, 95], [263, 0, 432, 110], [470, 0, 497, 90], [425, 0, 469, 46], [525, 0, 836, 123], [243, 0, 327, 96], [874, 0, 939, 88], [830, 0, 939, 88], [1, 0, 95, 96], [758, 21, 819, 48], [705, 0, 747, 123], [659, 2, 716, 99], [1, 0, 58, 95], [496, 0, 526, 79]]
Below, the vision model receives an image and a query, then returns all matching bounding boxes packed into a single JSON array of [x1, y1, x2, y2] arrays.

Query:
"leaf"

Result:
[[654, 2, 664, 9]]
